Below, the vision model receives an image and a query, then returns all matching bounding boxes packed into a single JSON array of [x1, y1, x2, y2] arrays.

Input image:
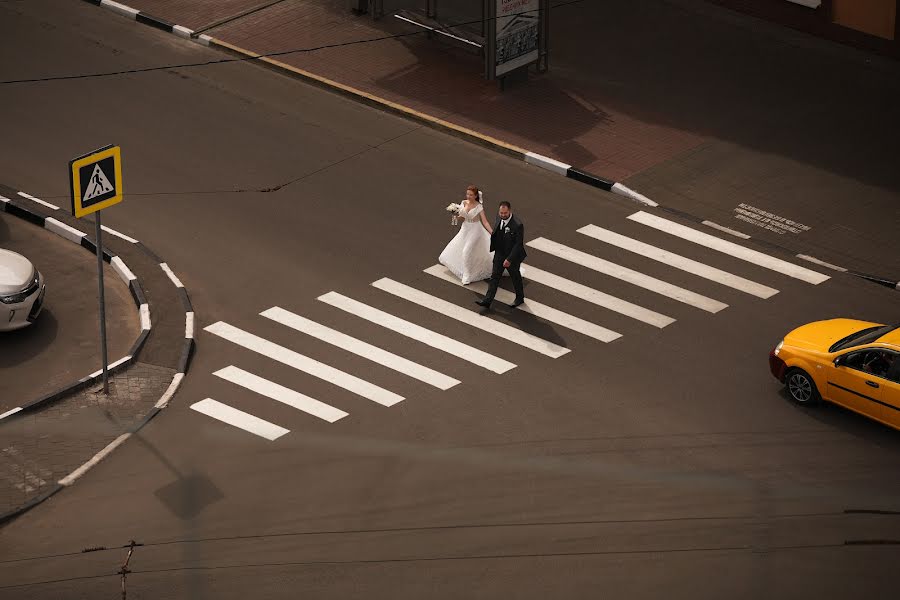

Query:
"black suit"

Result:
[[483, 215, 526, 303]]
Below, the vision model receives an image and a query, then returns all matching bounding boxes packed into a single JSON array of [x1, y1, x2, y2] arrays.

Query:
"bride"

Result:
[[439, 185, 494, 285]]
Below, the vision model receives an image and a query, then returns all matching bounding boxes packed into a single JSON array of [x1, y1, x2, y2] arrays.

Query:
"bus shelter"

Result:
[[350, 0, 550, 82]]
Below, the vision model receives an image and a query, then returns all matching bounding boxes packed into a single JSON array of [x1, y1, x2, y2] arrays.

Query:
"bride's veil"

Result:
[[478, 190, 484, 204]]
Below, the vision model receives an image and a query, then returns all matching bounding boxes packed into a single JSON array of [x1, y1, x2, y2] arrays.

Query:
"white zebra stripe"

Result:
[[372, 278, 570, 358], [261, 307, 460, 390], [318, 292, 516, 374], [576, 224, 778, 299], [203, 321, 403, 407], [523, 265, 675, 328], [190, 399, 289, 441], [528, 237, 727, 313], [628, 211, 829, 285], [424, 265, 621, 343], [213, 366, 348, 423]]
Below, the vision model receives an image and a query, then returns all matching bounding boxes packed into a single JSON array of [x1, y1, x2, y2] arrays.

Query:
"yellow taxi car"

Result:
[[770, 319, 899, 431]]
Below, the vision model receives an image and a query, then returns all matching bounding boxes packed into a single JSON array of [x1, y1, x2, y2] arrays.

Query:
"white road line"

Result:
[[214, 366, 349, 423], [318, 292, 516, 374], [185, 312, 195, 339], [528, 237, 728, 313], [17, 192, 59, 210], [203, 321, 403, 407], [100, 224, 139, 244], [796, 254, 848, 272], [576, 225, 778, 299], [628, 211, 830, 285], [522, 265, 675, 328], [424, 265, 622, 343], [372, 278, 570, 358], [190, 399, 289, 441], [261, 307, 460, 390], [702, 220, 751, 239]]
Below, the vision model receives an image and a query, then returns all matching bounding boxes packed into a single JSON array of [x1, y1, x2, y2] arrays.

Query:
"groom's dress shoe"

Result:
[[510, 298, 525, 308], [475, 299, 491, 308]]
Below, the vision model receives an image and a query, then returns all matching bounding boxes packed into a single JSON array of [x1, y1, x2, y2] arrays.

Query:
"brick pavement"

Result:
[[0, 188, 189, 521], [0, 362, 175, 516], [116, 0, 709, 183]]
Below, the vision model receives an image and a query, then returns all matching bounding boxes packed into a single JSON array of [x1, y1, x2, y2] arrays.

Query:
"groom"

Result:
[[476, 201, 526, 309]]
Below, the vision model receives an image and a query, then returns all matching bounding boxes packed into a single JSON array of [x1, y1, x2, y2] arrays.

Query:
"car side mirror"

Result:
[[834, 356, 843, 367]]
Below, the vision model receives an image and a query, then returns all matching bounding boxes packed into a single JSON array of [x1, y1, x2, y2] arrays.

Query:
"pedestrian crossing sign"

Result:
[[69, 145, 123, 218]]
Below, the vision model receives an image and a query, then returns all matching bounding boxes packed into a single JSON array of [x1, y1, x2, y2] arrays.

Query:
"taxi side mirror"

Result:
[[834, 355, 844, 367]]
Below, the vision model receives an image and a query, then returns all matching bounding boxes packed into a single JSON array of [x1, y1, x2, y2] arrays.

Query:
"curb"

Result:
[[0, 194, 149, 421], [0, 190, 194, 525], [80, 0, 900, 291]]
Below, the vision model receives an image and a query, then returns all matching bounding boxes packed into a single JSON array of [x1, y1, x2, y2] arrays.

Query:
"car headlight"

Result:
[[0, 271, 39, 305], [774, 340, 784, 356]]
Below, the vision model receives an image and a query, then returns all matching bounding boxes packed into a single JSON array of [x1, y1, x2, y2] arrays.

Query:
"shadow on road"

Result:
[[0, 308, 59, 369]]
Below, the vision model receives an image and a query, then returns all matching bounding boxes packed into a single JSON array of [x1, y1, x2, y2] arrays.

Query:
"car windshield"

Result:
[[829, 324, 897, 352]]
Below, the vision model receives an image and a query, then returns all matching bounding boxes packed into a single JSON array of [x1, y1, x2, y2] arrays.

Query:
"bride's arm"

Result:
[[480, 210, 493, 234]]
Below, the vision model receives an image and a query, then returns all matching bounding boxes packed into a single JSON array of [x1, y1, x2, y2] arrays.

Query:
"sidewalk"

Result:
[[114, 0, 899, 280], [0, 186, 192, 521]]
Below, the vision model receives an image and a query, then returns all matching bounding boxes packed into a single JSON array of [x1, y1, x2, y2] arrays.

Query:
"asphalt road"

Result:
[[1, 2, 899, 598], [0, 209, 139, 412]]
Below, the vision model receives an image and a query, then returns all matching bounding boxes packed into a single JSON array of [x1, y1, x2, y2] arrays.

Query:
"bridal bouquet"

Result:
[[446, 202, 461, 225]]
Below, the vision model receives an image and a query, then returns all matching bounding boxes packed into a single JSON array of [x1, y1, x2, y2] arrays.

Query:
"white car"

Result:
[[0, 248, 46, 332]]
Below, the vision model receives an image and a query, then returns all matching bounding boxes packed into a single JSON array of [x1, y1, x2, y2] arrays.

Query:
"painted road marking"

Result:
[[576, 224, 778, 299], [628, 211, 830, 285], [261, 307, 460, 390], [528, 237, 728, 313], [372, 278, 570, 358], [213, 366, 348, 423], [318, 292, 516, 374], [522, 265, 674, 328], [17, 191, 59, 211], [424, 265, 621, 343], [204, 321, 403, 407], [190, 398, 289, 441]]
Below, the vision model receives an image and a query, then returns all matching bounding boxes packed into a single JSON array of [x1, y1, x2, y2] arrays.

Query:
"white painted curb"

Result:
[[100, 0, 139, 19], [111, 256, 137, 283], [611, 183, 658, 207], [524, 152, 571, 176], [45, 218, 87, 244], [59, 433, 131, 486]]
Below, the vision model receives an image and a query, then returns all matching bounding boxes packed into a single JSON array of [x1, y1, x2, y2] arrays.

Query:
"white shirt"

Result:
[[500, 216, 511, 229]]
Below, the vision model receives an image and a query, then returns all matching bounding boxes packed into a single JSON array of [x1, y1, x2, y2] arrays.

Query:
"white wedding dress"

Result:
[[439, 202, 494, 285]]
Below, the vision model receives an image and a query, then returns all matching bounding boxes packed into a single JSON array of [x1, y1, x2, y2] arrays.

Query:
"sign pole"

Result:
[[69, 143, 123, 396], [95, 213, 109, 395]]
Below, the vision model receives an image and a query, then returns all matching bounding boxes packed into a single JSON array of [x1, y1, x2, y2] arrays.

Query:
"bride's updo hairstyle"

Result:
[[466, 185, 482, 204]]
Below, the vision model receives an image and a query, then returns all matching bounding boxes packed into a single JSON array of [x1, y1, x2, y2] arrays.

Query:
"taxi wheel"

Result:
[[785, 368, 820, 405]]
